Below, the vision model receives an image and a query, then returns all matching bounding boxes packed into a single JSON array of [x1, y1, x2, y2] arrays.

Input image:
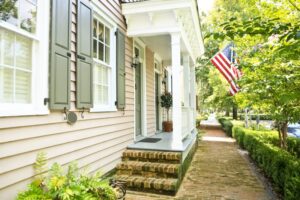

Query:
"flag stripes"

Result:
[[210, 43, 242, 95]]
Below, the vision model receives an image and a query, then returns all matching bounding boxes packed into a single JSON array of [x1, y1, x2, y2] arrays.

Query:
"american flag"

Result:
[[210, 43, 242, 95]]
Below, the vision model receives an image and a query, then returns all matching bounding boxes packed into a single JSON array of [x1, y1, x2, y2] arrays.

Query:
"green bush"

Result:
[[218, 118, 233, 137], [223, 118, 300, 159], [17, 153, 117, 200], [233, 127, 300, 200], [196, 115, 208, 127]]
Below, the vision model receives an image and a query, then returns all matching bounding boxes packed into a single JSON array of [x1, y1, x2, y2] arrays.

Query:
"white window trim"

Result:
[[0, 0, 50, 117], [90, 1, 117, 113]]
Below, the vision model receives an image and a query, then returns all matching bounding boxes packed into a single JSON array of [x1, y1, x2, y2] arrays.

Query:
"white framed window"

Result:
[[91, 5, 117, 112], [0, 0, 49, 116]]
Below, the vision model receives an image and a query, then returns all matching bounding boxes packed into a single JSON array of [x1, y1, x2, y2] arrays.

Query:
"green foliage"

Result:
[[196, 115, 208, 127], [161, 92, 172, 121], [232, 126, 300, 199], [0, 0, 18, 21], [218, 118, 233, 137], [204, 0, 300, 148], [17, 154, 117, 200], [161, 92, 172, 109]]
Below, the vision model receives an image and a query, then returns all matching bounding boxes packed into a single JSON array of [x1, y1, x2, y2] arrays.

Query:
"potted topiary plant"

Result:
[[161, 92, 173, 132]]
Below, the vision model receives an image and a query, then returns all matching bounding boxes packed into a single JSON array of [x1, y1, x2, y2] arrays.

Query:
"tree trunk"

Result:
[[281, 121, 288, 149], [232, 105, 238, 120], [225, 109, 230, 117], [245, 108, 249, 128], [277, 122, 283, 148]]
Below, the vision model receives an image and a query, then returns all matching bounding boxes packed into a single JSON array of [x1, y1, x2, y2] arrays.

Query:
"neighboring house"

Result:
[[0, 0, 204, 199]]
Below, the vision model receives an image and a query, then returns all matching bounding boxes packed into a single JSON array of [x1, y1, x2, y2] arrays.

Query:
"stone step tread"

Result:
[[115, 175, 178, 192], [116, 161, 180, 174], [122, 150, 182, 162]]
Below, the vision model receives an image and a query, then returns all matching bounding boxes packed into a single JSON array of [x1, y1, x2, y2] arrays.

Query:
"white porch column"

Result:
[[183, 54, 190, 107], [190, 60, 196, 130], [171, 33, 183, 148]]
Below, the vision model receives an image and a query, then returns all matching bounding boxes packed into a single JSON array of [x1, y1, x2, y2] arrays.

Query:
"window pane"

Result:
[[105, 45, 110, 64], [93, 39, 97, 58], [94, 85, 102, 105], [19, 0, 37, 33], [0, 67, 14, 103], [105, 27, 110, 45], [98, 42, 104, 61], [15, 70, 31, 103], [98, 22, 104, 42], [3, 31, 15, 66], [103, 86, 108, 105], [2, 1, 18, 26], [16, 35, 32, 70], [93, 19, 97, 37], [102, 67, 108, 85]]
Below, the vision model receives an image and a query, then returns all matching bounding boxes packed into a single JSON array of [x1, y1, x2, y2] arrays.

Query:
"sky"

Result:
[[198, 0, 216, 13]]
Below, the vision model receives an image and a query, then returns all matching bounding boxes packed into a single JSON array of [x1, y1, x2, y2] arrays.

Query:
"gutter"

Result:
[[195, 0, 205, 55]]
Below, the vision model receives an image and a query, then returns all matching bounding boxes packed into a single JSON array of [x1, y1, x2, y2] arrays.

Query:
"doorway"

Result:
[[135, 47, 142, 138], [155, 72, 160, 131]]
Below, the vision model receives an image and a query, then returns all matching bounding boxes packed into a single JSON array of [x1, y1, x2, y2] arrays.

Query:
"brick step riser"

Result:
[[125, 185, 176, 195], [122, 157, 181, 164], [116, 178, 178, 195], [116, 169, 179, 179], [122, 151, 182, 164]]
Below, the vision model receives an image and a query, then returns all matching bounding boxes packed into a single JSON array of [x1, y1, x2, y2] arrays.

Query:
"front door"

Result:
[[135, 51, 142, 137], [155, 73, 160, 131]]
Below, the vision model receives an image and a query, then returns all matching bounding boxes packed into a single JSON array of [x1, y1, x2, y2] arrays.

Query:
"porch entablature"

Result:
[[121, 0, 204, 62]]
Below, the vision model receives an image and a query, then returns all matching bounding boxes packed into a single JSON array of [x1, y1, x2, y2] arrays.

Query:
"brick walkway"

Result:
[[125, 128, 274, 200]]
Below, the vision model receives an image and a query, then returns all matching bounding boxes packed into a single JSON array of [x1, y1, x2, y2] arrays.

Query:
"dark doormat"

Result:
[[139, 138, 161, 143]]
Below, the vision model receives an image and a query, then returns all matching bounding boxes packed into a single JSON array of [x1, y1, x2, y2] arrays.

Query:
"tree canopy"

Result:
[[198, 0, 300, 148]]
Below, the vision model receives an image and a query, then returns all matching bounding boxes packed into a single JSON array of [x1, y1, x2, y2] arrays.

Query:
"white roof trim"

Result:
[[122, 0, 192, 15]]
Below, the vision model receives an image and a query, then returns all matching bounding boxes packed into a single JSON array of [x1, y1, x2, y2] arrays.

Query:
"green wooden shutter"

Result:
[[49, 0, 72, 110], [116, 29, 126, 109], [76, 0, 93, 109]]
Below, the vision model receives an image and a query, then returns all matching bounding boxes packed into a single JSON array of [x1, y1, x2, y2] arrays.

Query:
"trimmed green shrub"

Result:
[[232, 126, 300, 200], [218, 118, 233, 137]]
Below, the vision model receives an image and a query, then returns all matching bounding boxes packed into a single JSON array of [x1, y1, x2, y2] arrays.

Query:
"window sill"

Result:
[[0, 104, 49, 117], [90, 105, 117, 113]]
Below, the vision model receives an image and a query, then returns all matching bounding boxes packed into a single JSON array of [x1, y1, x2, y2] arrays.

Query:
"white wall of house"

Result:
[[0, 0, 135, 199]]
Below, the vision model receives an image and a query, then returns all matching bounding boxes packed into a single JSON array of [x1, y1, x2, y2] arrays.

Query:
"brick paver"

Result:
[[125, 128, 274, 200]]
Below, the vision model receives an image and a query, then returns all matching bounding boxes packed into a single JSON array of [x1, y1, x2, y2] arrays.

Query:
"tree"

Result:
[[207, 0, 300, 148]]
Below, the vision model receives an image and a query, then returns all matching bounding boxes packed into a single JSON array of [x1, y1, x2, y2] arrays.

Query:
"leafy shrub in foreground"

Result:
[[233, 126, 300, 200], [17, 153, 117, 200]]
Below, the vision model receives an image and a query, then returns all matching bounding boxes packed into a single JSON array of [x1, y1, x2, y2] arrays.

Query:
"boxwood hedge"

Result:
[[233, 126, 300, 200]]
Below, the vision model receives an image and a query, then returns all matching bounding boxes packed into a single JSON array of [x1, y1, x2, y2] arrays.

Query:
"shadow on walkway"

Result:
[[125, 126, 276, 200]]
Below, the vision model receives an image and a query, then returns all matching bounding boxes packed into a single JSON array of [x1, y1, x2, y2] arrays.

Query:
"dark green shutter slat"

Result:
[[76, 0, 93, 109], [116, 29, 126, 109], [49, 0, 72, 110]]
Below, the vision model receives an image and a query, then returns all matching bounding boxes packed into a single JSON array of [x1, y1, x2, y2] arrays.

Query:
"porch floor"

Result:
[[127, 130, 197, 152]]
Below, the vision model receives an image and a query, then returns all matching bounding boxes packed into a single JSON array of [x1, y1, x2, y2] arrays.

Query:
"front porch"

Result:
[[122, 0, 204, 150], [128, 130, 197, 160], [114, 0, 204, 195]]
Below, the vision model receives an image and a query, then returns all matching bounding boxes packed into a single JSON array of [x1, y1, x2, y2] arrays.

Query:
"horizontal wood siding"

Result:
[[145, 47, 156, 136], [0, 0, 134, 199]]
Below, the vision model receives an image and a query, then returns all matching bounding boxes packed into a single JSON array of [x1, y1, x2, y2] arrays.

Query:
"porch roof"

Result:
[[121, 0, 205, 61]]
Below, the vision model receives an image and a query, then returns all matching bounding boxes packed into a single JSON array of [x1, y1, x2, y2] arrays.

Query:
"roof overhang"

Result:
[[121, 0, 204, 61]]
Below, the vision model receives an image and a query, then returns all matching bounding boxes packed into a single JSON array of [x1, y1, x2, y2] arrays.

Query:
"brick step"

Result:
[[115, 175, 179, 195], [122, 150, 182, 164], [116, 161, 180, 178]]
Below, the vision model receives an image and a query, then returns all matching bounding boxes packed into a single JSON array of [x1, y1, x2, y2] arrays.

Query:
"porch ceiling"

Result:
[[121, 0, 205, 61]]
